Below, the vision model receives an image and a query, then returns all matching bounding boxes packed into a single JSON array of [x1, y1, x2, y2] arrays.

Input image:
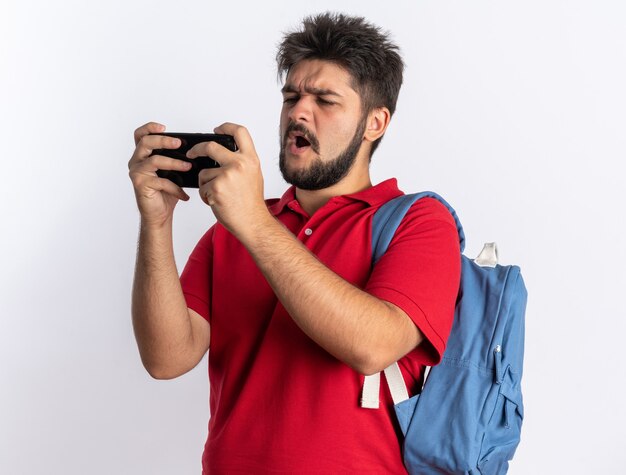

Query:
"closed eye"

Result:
[[281, 95, 337, 106], [317, 97, 336, 106]]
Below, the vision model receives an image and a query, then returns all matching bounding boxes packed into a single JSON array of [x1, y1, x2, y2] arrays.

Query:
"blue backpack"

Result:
[[361, 192, 527, 475]]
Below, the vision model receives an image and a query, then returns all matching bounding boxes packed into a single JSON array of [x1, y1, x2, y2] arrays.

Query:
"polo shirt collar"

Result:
[[341, 178, 403, 207], [268, 178, 403, 217], [267, 186, 299, 217]]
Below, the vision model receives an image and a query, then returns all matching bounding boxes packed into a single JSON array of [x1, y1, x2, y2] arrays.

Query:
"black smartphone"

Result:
[[150, 132, 238, 188]]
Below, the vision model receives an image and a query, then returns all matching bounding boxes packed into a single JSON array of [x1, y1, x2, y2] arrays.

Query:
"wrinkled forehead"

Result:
[[283, 59, 358, 95]]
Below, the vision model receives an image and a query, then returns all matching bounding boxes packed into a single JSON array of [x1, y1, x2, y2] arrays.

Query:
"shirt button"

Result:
[[304, 228, 313, 236]]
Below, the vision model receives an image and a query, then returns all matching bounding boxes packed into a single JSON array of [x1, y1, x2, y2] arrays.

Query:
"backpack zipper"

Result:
[[494, 345, 503, 384]]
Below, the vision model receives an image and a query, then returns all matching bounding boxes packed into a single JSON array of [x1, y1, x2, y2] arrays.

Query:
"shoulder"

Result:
[[394, 196, 459, 237]]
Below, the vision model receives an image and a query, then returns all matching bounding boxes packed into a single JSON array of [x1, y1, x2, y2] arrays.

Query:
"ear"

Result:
[[363, 107, 391, 143]]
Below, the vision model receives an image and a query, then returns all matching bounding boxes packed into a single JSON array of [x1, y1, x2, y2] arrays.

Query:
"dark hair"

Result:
[[276, 12, 404, 155]]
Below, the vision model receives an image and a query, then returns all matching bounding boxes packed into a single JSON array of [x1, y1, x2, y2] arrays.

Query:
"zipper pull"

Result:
[[494, 345, 503, 384]]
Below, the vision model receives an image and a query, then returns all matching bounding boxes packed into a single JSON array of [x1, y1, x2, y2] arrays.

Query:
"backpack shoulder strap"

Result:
[[362, 191, 465, 409], [372, 192, 466, 265]]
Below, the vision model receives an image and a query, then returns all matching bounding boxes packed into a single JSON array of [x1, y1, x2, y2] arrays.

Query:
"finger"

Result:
[[134, 122, 166, 146], [129, 157, 190, 187], [213, 123, 256, 154], [128, 150, 186, 174], [186, 140, 236, 166], [131, 135, 182, 165], [198, 167, 221, 188], [202, 190, 214, 207], [133, 154, 193, 174], [198, 183, 215, 207], [144, 175, 190, 202]]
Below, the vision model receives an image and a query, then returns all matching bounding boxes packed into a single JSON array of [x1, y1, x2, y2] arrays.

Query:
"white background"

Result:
[[1, 1, 625, 473]]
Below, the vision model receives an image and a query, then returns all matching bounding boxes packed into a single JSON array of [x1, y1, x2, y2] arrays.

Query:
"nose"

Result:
[[287, 95, 313, 123]]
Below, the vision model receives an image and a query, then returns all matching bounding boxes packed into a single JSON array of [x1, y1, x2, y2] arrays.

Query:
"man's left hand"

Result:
[[189, 123, 269, 237]]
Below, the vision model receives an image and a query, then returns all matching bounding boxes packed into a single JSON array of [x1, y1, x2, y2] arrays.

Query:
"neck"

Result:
[[295, 165, 372, 216]]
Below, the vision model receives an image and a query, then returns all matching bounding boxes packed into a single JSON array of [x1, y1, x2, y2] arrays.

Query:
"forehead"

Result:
[[283, 59, 357, 95]]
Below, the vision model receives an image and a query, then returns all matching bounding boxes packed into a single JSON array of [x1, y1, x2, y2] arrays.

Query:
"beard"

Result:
[[279, 119, 366, 191]]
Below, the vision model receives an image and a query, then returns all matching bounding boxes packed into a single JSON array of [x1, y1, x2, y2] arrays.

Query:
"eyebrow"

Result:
[[281, 84, 343, 97]]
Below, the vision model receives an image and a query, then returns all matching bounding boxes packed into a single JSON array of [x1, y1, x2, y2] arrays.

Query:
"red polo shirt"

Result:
[[180, 179, 461, 474]]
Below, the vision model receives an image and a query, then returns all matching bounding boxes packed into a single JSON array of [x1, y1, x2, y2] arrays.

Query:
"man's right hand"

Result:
[[128, 122, 192, 227], [129, 122, 211, 379]]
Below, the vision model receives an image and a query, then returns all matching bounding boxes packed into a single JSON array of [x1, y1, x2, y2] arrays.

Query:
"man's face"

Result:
[[279, 59, 367, 190]]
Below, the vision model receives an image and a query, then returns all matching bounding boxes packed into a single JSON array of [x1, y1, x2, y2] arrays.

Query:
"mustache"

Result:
[[283, 121, 320, 154]]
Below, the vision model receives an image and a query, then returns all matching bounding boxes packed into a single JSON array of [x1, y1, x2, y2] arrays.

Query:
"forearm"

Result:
[[131, 219, 198, 378], [236, 212, 421, 375], [193, 123, 420, 373]]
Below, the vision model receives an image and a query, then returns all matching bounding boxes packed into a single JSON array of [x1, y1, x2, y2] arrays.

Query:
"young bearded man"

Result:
[[128, 12, 460, 474]]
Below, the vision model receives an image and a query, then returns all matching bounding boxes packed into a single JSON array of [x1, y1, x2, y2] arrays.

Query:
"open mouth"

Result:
[[284, 122, 319, 154], [295, 135, 311, 149]]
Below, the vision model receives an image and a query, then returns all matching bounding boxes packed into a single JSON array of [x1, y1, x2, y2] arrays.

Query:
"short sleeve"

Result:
[[180, 226, 216, 321], [366, 197, 461, 367]]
